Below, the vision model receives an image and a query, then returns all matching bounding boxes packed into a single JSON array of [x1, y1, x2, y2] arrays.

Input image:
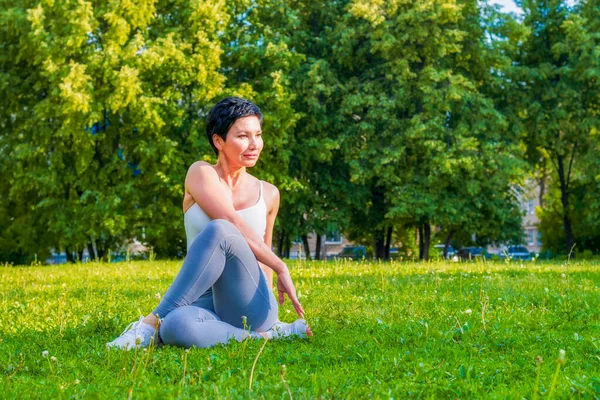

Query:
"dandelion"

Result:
[[549, 349, 567, 398], [42, 351, 53, 373], [534, 356, 544, 399], [561, 273, 566, 278], [181, 348, 190, 386], [155, 292, 161, 300], [465, 309, 472, 315], [557, 349, 566, 364], [135, 335, 143, 346], [50, 356, 57, 363], [74, 379, 80, 385]]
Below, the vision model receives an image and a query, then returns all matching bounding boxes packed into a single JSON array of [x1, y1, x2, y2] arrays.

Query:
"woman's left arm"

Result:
[[259, 182, 280, 287]]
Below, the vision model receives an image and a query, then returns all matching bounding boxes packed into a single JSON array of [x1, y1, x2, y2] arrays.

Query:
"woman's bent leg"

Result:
[[153, 219, 278, 332], [160, 306, 263, 349]]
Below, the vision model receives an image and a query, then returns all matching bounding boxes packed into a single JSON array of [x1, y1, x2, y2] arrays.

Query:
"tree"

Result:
[[332, 0, 525, 259], [510, 0, 600, 255], [0, 0, 229, 260]]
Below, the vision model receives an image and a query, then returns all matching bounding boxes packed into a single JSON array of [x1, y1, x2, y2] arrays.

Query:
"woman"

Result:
[[107, 97, 311, 349]]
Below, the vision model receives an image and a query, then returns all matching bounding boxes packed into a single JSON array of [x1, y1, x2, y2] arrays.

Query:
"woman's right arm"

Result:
[[185, 162, 304, 317]]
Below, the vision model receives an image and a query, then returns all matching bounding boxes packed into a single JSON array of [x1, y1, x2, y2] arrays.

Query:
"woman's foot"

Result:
[[106, 316, 160, 350], [267, 319, 312, 340]]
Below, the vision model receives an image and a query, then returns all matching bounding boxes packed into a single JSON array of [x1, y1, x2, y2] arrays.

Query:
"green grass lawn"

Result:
[[1, 259, 599, 398]]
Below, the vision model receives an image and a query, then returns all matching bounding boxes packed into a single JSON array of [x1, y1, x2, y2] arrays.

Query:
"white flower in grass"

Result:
[[464, 309, 473, 315], [50, 356, 57, 362], [74, 379, 80, 385], [42, 350, 49, 358], [558, 349, 566, 364], [155, 292, 161, 300]]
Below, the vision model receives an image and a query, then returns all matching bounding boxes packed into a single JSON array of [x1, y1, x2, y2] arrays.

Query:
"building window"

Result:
[[528, 200, 535, 215], [526, 229, 535, 246], [325, 230, 342, 244]]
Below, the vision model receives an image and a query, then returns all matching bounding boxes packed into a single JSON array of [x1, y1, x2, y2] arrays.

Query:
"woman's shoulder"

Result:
[[188, 160, 213, 172], [185, 161, 217, 181], [261, 180, 279, 197], [245, 173, 278, 197], [257, 179, 279, 210]]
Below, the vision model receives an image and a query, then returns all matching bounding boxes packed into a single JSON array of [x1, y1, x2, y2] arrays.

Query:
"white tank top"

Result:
[[183, 180, 268, 251]]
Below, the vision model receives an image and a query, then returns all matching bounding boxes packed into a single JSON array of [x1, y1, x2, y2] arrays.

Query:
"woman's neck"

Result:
[[214, 159, 246, 189]]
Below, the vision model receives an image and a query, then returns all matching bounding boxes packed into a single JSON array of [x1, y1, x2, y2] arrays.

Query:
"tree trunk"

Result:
[[444, 230, 455, 259], [97, 245, 106, 261], [418, 225, 425, 260], [384, 226, 393, 260], [557, 154, 574, 255], [374, 228, 385, 260], [65, 247, 74, 263], [87, 239, 96, 261], [537, 163, 548, 208], [77, 249, 84, 262], [315, 234, 322, 260], [301, 234, 311, 261], [419, 222, 431, 260], [277, 230, 285, 257]]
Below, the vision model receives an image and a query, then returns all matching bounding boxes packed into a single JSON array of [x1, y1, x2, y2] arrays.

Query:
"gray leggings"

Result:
[[153, 219, 279, 348]]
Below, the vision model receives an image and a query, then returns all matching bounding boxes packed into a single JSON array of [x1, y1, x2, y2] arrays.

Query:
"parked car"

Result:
[[329, 245, 367, 260], [498, 246, 531, 260], [434, 244, 456, 259], [389, 247, 410, 260], [457, 247, 491, 260]]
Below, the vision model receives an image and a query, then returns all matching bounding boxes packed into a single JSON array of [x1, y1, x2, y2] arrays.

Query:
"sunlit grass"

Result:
[[1, 259, 599, 398]]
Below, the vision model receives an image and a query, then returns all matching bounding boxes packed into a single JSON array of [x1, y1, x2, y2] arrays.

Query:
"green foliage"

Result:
[[2, 259, 599, 397], [0, 0, 230, 259], [2, 0, 600, 260], [510, 0, 600, 255], [538, 177, 600, 254], [331, 0, 525, 258]]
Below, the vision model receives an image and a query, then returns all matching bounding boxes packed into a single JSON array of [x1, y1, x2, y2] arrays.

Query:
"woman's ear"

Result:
[[212, 134, 223, 151]]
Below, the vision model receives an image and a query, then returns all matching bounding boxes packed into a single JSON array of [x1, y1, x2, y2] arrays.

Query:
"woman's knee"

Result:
[[159, 306, 217, 346], [206, 219, 241, 237]]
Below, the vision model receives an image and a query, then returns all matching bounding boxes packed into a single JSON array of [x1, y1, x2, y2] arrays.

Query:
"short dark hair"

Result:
[[205, 97, 263, 155]]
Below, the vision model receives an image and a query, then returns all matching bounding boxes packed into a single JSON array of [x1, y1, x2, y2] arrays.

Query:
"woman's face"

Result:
[[214, 116, 263, 168]]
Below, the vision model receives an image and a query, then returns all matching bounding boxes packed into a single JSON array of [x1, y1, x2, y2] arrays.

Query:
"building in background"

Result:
[[488, 180, 543, 255], [288, 231, 353, 260]]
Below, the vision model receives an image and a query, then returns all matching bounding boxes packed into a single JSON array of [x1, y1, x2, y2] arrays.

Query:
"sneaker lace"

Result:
[[119, 317, 143, 338]]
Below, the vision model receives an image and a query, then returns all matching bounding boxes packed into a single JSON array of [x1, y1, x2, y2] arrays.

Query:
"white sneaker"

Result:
[[106, 316, 160, 350], [268, 319, 309, 339]]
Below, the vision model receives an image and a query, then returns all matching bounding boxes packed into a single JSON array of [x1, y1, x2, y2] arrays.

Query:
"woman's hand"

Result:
[[276, 269, 305, 318]]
